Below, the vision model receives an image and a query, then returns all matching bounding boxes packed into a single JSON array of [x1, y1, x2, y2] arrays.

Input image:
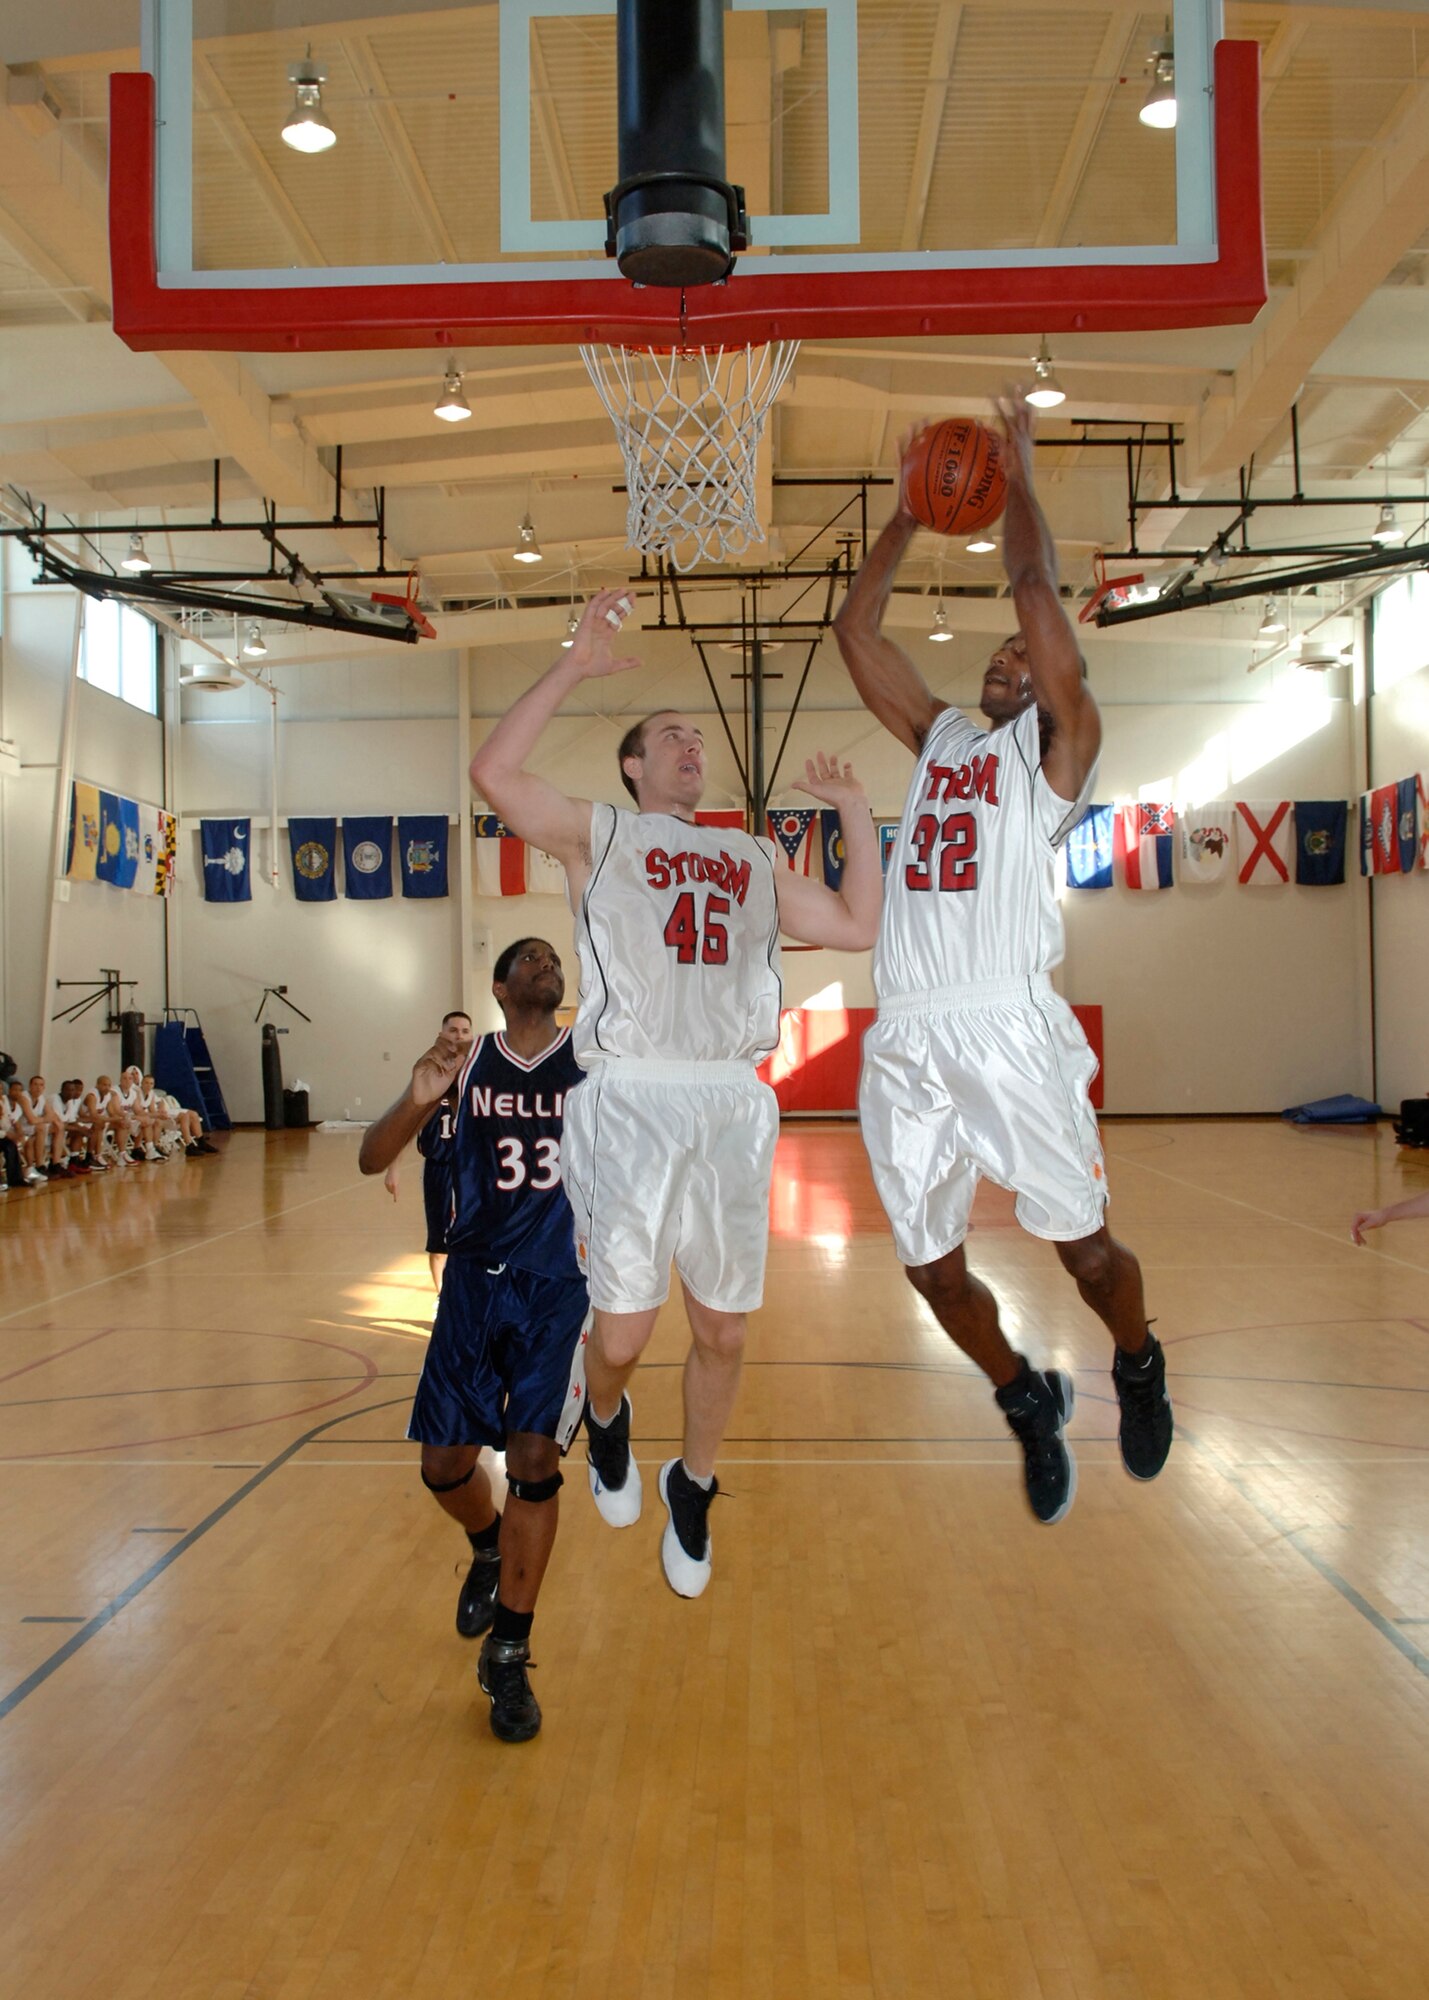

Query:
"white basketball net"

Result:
[[580, 341, 799, 572]]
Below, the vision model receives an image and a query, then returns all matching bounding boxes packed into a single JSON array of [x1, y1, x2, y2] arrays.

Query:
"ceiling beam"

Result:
[[342, 33, 460, 264], [192, 52, 327, 268], [1035, 15, 1143, 250], [900, 2, 962, 252]]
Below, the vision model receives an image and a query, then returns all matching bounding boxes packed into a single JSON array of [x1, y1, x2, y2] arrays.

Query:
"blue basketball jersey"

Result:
[[416, 1092, 457, 1163], [445, 1029, 582, 1278]]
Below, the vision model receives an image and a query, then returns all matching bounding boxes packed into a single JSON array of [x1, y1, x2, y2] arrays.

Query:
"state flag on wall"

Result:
[[66, 781, 100, 882], [1235, 800, 1292, 886], [473, 812, 525, 895], [1396, 775, 1419, 875], [1178, 803, 1234, 884], [1359, 792, 1374, 877], [1419, 774, 1429, 870], [399, 815, 449, 897], [1114, 802, 1174, 890], [118, 796, 141, 890], [877, 821, 901, 876], [130, 803, 164, 895], [820, 810, 846, 892], [342, 816, 393, 899], [201, 818, 252, 902], [526, 846, 566, 895], [289, 817, 337, 901], [767, 808, 818, 872], [1293, 801, 1347, 886], [695, 809, 745, 831], [1065, 804, 1113, 890], [157, 809, 177, 896], [1370, 782, 1400, 874], [95, 791, 125, 885]]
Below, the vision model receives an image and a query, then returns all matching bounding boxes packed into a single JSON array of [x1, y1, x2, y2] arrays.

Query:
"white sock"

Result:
[[684, 1465, 714, 1491]]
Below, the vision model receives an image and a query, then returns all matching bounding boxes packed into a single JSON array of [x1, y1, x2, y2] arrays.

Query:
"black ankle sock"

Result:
[[994, 1356, 1032, 1403], [492, 1603, 533, 1647], [468, 1513, 501, 1555]]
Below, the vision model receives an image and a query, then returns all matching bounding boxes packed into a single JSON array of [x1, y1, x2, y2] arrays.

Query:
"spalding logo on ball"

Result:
[[902, 419, 1007, 539]]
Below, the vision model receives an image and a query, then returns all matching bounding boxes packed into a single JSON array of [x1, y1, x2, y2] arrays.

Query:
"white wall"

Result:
[[1367, 656, 1429, 1110], [0, 562, 166, 1086]]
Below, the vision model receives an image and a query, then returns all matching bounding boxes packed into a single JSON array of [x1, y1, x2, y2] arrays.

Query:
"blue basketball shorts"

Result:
[[407, 1257, 590, 1451]]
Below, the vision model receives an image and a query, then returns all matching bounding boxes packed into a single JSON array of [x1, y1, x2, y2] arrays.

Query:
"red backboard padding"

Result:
[[757, 1003, 1103, 1113]]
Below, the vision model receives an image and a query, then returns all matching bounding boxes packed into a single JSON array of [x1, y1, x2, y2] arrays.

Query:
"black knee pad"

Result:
[[421, 1462, 475, 1495], [506, 1469, 563, 1504]]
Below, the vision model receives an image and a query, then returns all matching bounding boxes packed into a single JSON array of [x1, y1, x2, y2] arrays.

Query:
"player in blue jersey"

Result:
[[360, 940, 587, 1743], [416, 1012, 471, 1291]]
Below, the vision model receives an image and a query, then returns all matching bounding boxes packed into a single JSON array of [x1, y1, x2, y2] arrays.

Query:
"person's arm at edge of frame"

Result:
[[772, 755, 883, 951], [359, 1025, 467, 1177], [993, 387, 1101, 802], [831, 428, 947, 758], [468, 588, 640, 864], [1351, 1188, 1429, 1244]]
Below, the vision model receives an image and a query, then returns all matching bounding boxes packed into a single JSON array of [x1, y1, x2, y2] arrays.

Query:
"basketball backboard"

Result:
[[110, 0, 1264, 353]]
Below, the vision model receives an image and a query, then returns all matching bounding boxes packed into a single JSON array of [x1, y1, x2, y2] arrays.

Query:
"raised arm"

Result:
[[469, 588, 641, 867], [359, 1023, 468, 1177], [994, 388, 1101, 800], [772, 754, 882, 950], [832, 461, 946, 756]]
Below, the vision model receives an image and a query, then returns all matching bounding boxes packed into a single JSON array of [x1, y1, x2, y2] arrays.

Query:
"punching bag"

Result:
[[120, 1010, 145, 1074], [261, 1024, 285, 1131]]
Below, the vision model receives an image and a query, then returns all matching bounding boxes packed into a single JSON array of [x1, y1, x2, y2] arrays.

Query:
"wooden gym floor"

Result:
[[1, 1120, 1427, 2000]]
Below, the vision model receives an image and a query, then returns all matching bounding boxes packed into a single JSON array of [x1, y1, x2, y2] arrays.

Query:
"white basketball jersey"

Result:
[[875, 703, 1094, 1001], [573, 803, 782, 1065]]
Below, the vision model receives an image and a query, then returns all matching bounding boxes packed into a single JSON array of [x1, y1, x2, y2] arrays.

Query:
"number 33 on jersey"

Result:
[[444, 1028, 585, 1278]]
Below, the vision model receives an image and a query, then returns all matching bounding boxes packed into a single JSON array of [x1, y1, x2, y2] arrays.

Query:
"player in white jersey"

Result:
[[471, 589, 881, 1596], [835, 390, 1172, 1525]]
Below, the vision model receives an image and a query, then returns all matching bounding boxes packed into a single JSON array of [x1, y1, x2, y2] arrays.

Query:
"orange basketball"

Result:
[[901, 419, 1007, 538]]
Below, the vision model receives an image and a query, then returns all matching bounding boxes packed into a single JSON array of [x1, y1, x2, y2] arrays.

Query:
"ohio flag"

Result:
[[767, 808, 818, 872], [1115, 802, 1174, 890]]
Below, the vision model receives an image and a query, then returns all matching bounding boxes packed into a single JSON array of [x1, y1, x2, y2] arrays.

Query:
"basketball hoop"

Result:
[[580, 342, 798, 572]]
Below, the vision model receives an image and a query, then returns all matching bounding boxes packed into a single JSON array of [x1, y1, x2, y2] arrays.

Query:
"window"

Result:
[[80, 598, 159, 714]]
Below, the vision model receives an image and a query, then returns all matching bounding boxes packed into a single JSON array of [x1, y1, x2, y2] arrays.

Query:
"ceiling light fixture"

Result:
[[561, 609, 580, 648], [121, 532, 152, 574], [281, 52, 336, 154], [1026, 338, 1066, 409], [242, 622, 267, 657], [1258, 598, 1285, 636], [928, 601, 953, 643], [1139, 42, 1177, 129], [512, 514, 542, 564], [434, 364, 471, 422], [966, 536, 997, 555], [1373, 502, 1404, 546]]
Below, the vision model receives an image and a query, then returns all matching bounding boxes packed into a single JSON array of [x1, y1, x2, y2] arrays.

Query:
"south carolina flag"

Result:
[[1235, 800, 1292, 886], [1065, 804, 1113, 890], [473, 812, 526, 895], [1178, 804, 1234, 884], [767, 808, 818, 872], [201, 819, 252, 902], [1115, 802, 1174, 890]]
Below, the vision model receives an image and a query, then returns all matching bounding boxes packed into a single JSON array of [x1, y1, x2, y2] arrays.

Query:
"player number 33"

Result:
[[495, 1136, 562, 1191]]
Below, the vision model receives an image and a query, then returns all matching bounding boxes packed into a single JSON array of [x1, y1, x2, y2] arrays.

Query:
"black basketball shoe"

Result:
[[584, 1393, 642, 1526], [455, 1542, 501, 1639], [1113, 1331, 1173, 1480], [995, 1365, 1077, 1524], [477, 1635, 541, 1743], [657, 1458, 718, 1598]]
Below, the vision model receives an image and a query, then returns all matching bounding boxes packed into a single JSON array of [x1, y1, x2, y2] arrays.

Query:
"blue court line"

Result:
[[0, 1396, 409, 1724], [21, 1617, 84, 1625]]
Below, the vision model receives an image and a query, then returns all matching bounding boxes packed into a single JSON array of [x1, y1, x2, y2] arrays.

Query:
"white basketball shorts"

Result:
[[562, 1059, 779, 1315], [859, 974, 1108, 1268]]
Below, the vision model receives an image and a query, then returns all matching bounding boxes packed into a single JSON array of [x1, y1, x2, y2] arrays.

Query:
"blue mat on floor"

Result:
[[1281, 1093, 1382, 1125]]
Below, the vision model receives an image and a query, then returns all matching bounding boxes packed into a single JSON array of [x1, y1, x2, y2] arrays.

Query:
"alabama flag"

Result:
[[1114, 802, 1174, 890], [1234, 800, 1292, 886]]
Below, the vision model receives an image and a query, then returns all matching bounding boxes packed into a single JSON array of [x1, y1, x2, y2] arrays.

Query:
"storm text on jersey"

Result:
[[642, 847, 753, 903], [922, 754, 1001, 806]]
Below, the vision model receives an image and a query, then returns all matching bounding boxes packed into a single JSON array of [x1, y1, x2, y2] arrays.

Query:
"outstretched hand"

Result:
[[410, 1024, 468, 1109], [792, 751, 869, 814], [564, 588, 643, 680], [992, 386, 1037, 476], [1350, 1209, 1386, 1246]]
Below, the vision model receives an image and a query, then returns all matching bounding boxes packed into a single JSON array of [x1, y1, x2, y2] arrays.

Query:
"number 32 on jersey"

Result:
[[906, 811, 978, 892]]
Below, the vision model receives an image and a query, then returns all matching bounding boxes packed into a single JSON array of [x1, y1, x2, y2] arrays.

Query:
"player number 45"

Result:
[[906, 811, 978, 892], [662, 890, 730, 964]]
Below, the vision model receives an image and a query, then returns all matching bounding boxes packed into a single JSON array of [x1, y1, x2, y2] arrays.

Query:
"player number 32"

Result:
[[495, 1136, 561, 1191], [906, 811, 978, 892]]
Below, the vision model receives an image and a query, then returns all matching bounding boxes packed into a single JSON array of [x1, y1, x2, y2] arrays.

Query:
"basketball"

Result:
[[901, 419, 1007, 538]]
